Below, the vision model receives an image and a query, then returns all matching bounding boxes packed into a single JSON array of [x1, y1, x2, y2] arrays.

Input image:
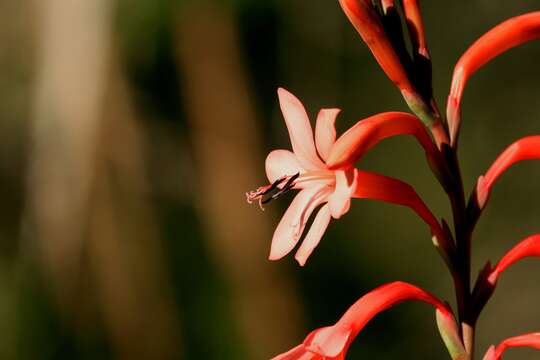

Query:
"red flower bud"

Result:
[[488, 234, 540, 285], [339, 0, 415, 93], [476, 136, 540, 209], [482, 333, 540, 360], [447, 12, 540, 146]]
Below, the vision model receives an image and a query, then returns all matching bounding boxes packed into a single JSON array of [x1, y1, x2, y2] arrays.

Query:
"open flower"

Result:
[[271, 282, 462, 360], [247, 88, 446, 266]]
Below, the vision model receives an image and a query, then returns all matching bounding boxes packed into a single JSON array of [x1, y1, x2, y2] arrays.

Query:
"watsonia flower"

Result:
[[247, 88, 448, 266]]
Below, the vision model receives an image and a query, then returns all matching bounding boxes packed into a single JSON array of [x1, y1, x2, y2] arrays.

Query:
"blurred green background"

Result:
[[0, 0, 539, 359]]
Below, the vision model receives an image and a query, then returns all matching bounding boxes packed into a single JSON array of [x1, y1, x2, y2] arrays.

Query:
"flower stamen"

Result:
[[246, 173, 300, 210]]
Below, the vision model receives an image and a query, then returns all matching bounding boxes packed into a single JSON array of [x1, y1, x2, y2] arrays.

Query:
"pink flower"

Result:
[[247, 88, 447, 266], [447, 11, 540, 145], [271, 282, 461, 359], [482, 333, 540, 360]]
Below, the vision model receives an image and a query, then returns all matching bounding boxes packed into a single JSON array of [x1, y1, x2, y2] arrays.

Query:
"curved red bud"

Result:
[[338, 0, 415, 93], [401, 0, 430, 59], [272, 282, 454, 359], [326, 112, 438, 170], [482, 333, 540, 360], [488, 234, 540, 285], [447, 12, 540, 145], [476, 136, 540, 209]]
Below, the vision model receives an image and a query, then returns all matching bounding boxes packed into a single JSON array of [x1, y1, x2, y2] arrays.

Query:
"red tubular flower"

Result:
[[247, 88, 448, 266], [482, 333, 540, 360], [475, 136, 540, 209], [487, 234, 540, 285], [472, 235, 540, 317], [338, 0, 415, 93], [272, 282, 461, 359], [447, 12, 540, 146]]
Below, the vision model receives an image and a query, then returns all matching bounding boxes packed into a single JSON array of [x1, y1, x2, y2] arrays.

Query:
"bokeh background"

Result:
[[1, 0, 539, 359]]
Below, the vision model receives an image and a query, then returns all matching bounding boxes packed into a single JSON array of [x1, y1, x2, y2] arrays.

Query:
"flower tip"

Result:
[[294, 254, 307, 267], [476, 176, 489, 209], [482, 345, 496, 360]]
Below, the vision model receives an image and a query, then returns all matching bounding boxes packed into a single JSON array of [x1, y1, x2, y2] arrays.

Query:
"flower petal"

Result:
[[278, 88, 326, 170], [304, 325, 352, 358], [269, 185, 328, 261], [265, 149, 304, 184], [295, 204, 332, 266], [315, 109, 340, 161], [447, 11, 540, 145], [326, 112, 437, 171], [327, 169, 358, 219], [271, 344, 319, 360]]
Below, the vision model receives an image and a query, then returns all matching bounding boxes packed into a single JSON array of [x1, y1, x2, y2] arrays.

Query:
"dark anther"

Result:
[[261, 173, 299, 205]]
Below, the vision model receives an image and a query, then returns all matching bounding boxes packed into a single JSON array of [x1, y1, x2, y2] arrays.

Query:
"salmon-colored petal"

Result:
[[269, 185, 328, 261], [271, 344, 319, 360], [475, 136, 540, 209], [278, 88, 326, 170], [304, 325, 352, 358], [295, 204, 332, 266], [447, 12, 540, 145], [483, 333, 540, 360], [328, 169, 358, 219], [488, 234, 540, 285], [265, 149, 304, 184], [315, 109, 340, 161]]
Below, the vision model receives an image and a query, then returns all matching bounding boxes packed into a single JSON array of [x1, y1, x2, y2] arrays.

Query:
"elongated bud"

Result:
[[488, 234, 540, 285], [339, 0, 415, 93], [473, 235, 540, 316], [401, 0, 430, 59], [353, 170, 454, 263], [475, 136, 540, 209], [447, 12, 540, 146], [482, 333, 540, 360]]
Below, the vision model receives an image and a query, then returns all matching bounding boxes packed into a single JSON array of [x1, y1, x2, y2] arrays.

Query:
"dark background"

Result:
[[0, 0, 539, 359]]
